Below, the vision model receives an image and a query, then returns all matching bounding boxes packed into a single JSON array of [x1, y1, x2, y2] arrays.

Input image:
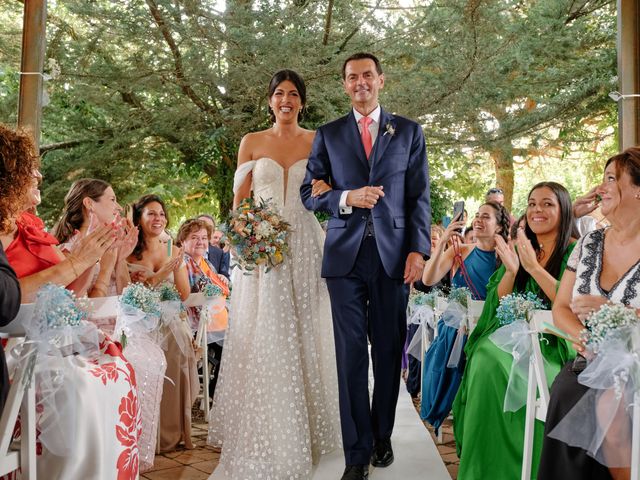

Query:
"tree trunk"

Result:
[[489, 142, 515, 211]]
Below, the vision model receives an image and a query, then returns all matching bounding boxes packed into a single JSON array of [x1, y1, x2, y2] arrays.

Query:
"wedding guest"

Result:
[[52, 178, 138, 297], [463, 226, 475, 244], [423, 202, 510, 299], [486, 187, 505, 206], [510, 213, 526, 240], [538, 147, 640, 480], [420, 202, 510, 431], [406, 224, 446, 399], [486, 187, 517, 224], [0, 124, 140, 478], [177, 218, 230, 399], [197, 214, 230, 280], [0, 124, 27, 413], [0, 244, 19, 415], [0, 129, 116, 302], [452, 182, 578, 480], [128, 194, 198, 452]]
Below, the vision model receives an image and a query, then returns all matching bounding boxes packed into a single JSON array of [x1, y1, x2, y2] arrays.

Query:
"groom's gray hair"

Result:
[[342, 53, 383, 79]]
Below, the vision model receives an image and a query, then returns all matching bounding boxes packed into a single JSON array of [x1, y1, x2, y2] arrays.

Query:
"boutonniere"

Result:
[[383, 122, 396, 137]]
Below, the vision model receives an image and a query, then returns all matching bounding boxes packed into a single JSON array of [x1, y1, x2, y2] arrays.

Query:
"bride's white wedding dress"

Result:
[[208, 158, 341, 479]]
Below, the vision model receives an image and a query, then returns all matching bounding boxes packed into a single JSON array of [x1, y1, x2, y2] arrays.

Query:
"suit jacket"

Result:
[[0, 243, 21, 413], [301, 107, 431, 279], [206, 245, 230, 279]]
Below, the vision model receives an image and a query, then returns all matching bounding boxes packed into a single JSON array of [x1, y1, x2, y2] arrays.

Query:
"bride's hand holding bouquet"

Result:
[[226, 197, 291, 273]]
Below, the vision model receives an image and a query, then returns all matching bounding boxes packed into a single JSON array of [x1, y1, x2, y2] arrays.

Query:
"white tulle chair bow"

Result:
[[549, 324, 640, 471]]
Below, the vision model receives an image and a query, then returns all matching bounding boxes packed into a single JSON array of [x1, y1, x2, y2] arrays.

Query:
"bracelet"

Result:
[[68, 256, 80, 278]]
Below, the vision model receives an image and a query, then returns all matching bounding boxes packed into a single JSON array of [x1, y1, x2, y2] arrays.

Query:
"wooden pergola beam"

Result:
[[617, 0, 640, 149], [17, 0, 47, 152]]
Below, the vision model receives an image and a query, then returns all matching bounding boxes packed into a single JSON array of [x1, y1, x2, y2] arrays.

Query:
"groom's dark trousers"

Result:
[[325, 235, 409, 465], [301, 107, 431, 466]]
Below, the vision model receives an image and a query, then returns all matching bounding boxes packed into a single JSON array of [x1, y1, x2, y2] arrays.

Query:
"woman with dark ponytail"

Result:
[[419, 202, 509, 434], [422, 201, 510, 299], [52, 178, 137, 296]]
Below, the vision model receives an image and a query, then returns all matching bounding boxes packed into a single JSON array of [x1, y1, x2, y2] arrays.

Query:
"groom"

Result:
[[300, 52, 431, 480]]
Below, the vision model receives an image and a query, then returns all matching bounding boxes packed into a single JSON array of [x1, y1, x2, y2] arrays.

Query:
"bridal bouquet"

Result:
[[226, 197, 291, 273], [582, 303, 640, 353], [496, 292, 546, 327]]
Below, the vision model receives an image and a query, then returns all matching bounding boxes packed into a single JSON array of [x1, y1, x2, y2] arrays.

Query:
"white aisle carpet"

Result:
[[209, 386, 450, 480]]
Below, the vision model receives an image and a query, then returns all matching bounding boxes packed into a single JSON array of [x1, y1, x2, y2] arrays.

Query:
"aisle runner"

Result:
[[208, 386, 450, 480]]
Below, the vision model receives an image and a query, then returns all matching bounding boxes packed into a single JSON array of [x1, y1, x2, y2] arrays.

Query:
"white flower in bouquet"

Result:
[[583, 303, 639, 353], [255, 220, 275, 239]]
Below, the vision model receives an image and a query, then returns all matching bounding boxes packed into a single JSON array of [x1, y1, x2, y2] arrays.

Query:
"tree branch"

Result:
[[322, 0, 334, 46], [145, 0, 217, 116]]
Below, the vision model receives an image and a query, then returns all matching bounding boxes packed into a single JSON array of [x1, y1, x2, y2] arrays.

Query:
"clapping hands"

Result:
[[494, 228, 540, 275]]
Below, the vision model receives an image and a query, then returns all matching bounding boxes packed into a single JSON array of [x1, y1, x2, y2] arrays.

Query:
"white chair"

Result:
[[194, 311, 211, 418], [0, 336, 37, 479], [632, 391, 640, 480], [521, 310, 552, 480]]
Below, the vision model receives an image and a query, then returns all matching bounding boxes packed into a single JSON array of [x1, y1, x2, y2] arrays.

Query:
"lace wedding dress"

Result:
[[208, 158, 341, 479]]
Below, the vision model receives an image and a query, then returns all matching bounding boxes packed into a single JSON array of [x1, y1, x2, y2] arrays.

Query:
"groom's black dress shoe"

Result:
[[341, 464, 369, 479], [371, 439, 394, 467]]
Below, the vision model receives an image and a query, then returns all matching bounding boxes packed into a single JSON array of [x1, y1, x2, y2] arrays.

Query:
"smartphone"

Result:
[[452, 201, 465, 232]]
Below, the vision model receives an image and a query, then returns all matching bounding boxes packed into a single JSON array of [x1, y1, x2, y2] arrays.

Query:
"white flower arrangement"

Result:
[[582, 303, 639, 352]]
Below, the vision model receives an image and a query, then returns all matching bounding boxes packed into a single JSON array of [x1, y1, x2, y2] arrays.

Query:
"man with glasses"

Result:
[[485, 187, 505, 206]]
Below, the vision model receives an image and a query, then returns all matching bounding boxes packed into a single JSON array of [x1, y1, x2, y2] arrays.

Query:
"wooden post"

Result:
[[617, 0, 640, 150], [17, 0, 47, 152]]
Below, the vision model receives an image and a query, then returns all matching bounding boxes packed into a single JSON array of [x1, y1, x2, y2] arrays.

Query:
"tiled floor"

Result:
[[142, 397, 459, 480], [412, 396, 459, 479]]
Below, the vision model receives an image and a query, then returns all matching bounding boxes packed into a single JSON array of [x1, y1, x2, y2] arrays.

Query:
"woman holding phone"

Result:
[[422, 201, 510, 299]]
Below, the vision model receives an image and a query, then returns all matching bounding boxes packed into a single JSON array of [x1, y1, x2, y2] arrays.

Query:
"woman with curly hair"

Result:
[[0, 126, 117, 302], [0, 124, 141, 479]]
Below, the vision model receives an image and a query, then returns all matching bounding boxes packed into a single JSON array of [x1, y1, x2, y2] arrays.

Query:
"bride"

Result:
[[208, 69, 342, 479]]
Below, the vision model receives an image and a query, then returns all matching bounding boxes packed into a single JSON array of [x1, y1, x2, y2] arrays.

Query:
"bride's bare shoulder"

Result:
[[238, 130, 273, 164], [301, 128, 316, 147]]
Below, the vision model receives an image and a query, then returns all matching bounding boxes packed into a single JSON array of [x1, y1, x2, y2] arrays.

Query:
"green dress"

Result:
[[452, 244, 576, 480]]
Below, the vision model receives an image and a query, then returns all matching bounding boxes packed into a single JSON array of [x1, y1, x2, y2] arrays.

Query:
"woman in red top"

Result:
[[0, 124, 142, 479], [0, 162, 116, 302]]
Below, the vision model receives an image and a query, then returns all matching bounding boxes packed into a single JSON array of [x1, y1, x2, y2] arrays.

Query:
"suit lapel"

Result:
[[343, 111, 370, 171], [369, 108, 395, 172]]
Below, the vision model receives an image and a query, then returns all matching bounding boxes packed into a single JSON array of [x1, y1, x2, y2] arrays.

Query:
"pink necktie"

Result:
[[359, 116, 373, 160]]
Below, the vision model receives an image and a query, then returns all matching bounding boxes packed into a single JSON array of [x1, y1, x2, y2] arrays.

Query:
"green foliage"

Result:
[[0, 0, 618, 224]]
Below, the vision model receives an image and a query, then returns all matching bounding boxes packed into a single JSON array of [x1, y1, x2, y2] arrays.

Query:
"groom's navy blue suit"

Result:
[[301, 107, 431, 466]]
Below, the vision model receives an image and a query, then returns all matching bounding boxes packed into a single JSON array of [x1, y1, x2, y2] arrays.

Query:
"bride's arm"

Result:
[[233, 134, 254, 210]]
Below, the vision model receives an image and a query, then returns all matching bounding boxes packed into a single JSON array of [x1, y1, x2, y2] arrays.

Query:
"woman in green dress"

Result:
[[452, 181, 578, 479]]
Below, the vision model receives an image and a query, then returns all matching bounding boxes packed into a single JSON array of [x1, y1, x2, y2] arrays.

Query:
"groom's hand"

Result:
[[346, 186, 384, 209], [403, 252, 425, 284]]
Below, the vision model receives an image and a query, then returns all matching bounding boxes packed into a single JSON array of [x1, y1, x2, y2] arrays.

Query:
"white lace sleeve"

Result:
[[233, 161, 256, 195], [566, 235, 584, 272]]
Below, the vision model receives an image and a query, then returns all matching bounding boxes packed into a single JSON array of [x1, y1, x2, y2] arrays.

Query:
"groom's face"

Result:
[[343, 59, 384, 111]]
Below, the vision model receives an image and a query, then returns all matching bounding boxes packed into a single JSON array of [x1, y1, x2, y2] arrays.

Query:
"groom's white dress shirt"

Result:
[[339, 105, 381, 215]]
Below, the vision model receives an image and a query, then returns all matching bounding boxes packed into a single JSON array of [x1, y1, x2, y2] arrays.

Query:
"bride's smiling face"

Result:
[[269, 80, 303, 124]]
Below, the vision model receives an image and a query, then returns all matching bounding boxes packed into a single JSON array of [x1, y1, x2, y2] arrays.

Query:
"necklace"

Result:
[[536, 242, 545, 261]]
